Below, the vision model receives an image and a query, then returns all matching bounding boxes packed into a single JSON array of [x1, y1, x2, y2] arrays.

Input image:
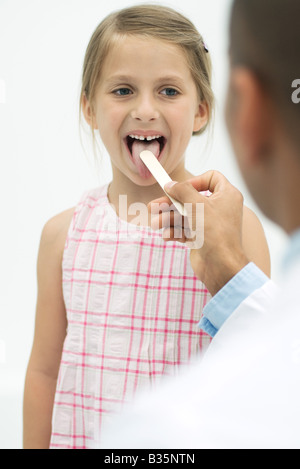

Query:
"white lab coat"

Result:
[[99, 260, 300, 449]]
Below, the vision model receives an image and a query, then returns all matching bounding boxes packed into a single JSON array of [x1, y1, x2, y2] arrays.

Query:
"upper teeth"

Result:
[[129, 134, 161, 141]]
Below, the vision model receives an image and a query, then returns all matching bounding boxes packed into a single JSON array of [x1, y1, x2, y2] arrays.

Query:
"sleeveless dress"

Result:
[[50, 184, 211, 449]]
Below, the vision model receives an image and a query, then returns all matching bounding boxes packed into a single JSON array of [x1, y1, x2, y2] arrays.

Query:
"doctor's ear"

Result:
[[81, 93, 98, 130], [226, 67, 274, 165]]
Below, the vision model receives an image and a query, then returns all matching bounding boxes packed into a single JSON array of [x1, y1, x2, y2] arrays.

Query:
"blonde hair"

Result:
[[80, 4, 214, 141]]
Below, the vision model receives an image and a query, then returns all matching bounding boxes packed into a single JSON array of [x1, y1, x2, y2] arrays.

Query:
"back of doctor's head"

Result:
[[230, 0, 300, 146]]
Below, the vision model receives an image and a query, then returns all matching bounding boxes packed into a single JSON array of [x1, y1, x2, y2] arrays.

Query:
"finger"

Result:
[[149, 170, 232, 220], [164, 180, 207, 206], [162, 227, 187, 244], [162, 225, 196, 245], [186, 170, 231, 194], [151, 211, 185, 230], [148, 197, 173, 214]]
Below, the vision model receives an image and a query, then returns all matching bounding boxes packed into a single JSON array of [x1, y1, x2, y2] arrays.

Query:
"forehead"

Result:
[[100, 34, 193, 83]]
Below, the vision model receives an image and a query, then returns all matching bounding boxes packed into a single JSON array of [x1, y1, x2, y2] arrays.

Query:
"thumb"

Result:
[[164, 180, 206, 205]]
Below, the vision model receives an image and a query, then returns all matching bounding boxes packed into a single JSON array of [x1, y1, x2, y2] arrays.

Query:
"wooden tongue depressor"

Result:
[[139, 150, 188, 217]]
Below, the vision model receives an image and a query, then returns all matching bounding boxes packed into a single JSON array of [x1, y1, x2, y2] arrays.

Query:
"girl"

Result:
[[23, 4, 270, 449]]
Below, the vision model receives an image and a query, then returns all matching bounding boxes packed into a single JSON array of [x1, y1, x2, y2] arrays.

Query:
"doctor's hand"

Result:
[[149, 170, 249, 296]]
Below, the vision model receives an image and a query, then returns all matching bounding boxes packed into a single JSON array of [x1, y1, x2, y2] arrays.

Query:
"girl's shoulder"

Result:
[[242, 205, 271, 277], [40, 207, 76, 260], [39, 185, 107, 260]]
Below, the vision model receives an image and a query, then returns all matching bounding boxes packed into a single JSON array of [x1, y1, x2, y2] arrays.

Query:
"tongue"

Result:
[[131, 139, 160, 178]]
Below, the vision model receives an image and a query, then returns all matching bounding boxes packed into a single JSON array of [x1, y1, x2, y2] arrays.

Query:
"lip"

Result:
[[125, 130, 167, 139], [123, 130, 167, 166]]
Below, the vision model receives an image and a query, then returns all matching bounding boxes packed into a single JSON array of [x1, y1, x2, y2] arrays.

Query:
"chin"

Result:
[[133, 175, 158, 187], [122, 168, 157, 187]]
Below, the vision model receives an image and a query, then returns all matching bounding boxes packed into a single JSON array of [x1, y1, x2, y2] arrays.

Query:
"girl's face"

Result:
[[83, 35, 208, 185]]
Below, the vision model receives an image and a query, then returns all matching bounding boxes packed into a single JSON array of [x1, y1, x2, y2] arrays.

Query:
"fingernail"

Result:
[[164, 181, 178, 191]]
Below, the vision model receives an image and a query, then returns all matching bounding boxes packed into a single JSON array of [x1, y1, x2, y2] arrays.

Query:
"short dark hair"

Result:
[[230, 0, 300, 143]]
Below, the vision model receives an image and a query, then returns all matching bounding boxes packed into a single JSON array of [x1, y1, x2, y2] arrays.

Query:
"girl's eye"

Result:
[[114, 88, 132, 96], [161, 88, 179, 97]]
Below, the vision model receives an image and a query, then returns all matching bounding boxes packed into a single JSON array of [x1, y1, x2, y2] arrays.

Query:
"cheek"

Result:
[[177, 110, 197, 145], [170, 102, 195, 133], [96, 94, 124, 122], [97, 104, 118, 128], [96, 104, 123, 144]]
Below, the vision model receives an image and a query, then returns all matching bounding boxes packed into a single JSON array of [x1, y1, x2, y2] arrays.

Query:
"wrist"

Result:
[[195, 249, 249, 297]]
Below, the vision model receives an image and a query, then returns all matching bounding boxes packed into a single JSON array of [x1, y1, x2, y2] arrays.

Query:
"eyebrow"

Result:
[[106, 75, 134, 84], [156, 76, 186, 86], [106, 74, 187, 86]]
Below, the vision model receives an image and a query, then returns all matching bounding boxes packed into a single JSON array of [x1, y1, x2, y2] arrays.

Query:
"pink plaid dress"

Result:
[[50, 185, 211, 449]]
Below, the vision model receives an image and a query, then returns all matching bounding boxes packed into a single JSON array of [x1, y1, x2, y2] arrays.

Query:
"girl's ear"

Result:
[[81, 93, 98, 129], [193, 101, 209, 133]]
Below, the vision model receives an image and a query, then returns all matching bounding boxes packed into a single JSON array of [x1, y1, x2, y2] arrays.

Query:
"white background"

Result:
[[0, 0, 288, 448]]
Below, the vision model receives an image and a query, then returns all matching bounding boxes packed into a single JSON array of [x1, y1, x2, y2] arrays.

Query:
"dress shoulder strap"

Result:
[[64, 184, 109, 246]]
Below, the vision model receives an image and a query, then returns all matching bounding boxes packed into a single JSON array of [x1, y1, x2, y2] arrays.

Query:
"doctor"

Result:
[[100, 0, 300, 449]]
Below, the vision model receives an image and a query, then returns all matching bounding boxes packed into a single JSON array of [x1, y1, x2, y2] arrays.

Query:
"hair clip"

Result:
[[203, 42, 209, 53]]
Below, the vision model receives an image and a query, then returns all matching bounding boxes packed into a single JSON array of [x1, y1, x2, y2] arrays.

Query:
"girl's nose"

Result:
[[130, 94, 160, 122]]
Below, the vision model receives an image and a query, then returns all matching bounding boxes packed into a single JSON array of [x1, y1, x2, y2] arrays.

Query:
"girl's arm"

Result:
[[23, 207, 74, 449], [242, 206, 271, 277]]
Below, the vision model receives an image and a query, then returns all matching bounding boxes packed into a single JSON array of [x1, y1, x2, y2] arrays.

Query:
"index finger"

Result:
[[147, 195, 173, 214], [186, 170, 231, 195], [148, 170, 230, 214]]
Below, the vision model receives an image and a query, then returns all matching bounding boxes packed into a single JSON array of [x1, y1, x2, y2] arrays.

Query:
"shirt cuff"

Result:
[[199, 262, 269, 337]]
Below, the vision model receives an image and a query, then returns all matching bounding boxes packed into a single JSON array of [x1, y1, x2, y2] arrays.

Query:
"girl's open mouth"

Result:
[[125, 134, 167, 179]]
